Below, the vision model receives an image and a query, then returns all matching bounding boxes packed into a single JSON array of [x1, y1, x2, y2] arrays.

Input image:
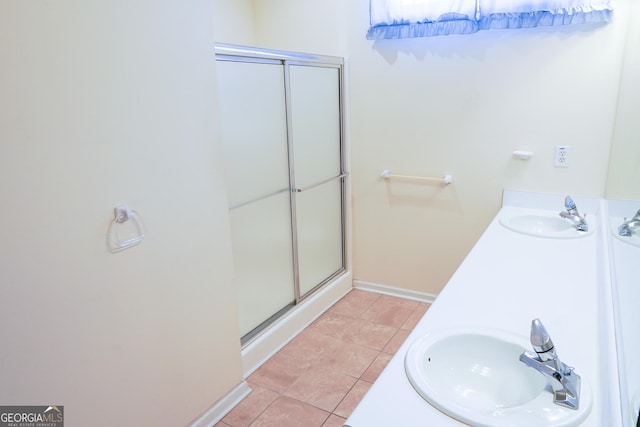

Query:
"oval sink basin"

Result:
[[405, 328, 592, 427], [499, 210, 593, 239]]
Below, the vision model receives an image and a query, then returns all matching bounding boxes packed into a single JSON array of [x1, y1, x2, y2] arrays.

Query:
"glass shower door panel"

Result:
[[296, 180, 344, 296], [288, 65, 341, 188], [217, 58, 295, 338], [216, 60, 289, 208], [229, 192, 295, 337]]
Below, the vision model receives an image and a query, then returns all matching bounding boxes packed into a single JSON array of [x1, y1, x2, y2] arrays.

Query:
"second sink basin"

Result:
[[404, 328, 592, 427], [499, 208, 593, 239]]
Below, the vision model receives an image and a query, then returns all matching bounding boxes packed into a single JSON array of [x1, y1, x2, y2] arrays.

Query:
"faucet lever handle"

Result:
[[564, 195, 577, 211], [530, 319, 556, 361]]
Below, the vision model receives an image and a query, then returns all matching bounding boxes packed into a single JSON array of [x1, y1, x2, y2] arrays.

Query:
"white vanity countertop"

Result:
[[345, 191, 611, 427]]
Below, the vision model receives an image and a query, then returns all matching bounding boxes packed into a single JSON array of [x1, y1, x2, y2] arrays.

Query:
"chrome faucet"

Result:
[[519, 319, 581, 410], [559, 195, 588, 232], [618, 209, 640, 237]]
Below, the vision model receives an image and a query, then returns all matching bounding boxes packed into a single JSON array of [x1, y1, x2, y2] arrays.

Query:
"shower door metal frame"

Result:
[[215, 43, 348, 342]]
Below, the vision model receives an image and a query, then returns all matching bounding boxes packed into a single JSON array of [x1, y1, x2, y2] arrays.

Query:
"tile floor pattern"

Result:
[[216, 289, 431, 427]]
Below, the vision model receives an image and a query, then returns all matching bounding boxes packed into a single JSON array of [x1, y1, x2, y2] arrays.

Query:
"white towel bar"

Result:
[[380, 169, 453, 185]]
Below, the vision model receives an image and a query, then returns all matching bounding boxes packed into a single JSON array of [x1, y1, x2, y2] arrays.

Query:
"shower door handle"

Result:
[[292, 173, 348, 193]]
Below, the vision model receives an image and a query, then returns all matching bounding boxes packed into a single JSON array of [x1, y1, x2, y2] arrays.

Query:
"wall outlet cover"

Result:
[[554, 145, 570, 168]]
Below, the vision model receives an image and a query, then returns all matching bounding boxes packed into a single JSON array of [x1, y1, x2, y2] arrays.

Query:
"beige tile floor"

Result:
[[216, 289, 431, 427]]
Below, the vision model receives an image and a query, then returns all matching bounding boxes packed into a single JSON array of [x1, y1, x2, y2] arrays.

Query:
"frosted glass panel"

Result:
[[217, 61, 289, 207], [289, 65, 341, 188], [229, 192, 295, 336], [296, 180, 344, 296], [216, 49, 345, 341]]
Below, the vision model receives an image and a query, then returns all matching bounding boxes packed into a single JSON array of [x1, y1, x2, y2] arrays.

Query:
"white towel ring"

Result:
[[108, 204, 145, 253]]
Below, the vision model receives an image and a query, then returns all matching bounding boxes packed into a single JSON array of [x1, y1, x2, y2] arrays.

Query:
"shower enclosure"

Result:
[[215, 44, 347, 344]]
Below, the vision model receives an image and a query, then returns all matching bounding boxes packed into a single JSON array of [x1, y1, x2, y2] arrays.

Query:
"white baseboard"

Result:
[[353, 280, 437, 304], [240, 272, 353, 377], [189, 381, 251, 427]]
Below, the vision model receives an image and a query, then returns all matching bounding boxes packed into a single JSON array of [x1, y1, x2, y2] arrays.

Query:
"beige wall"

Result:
[[243, 0, 630, 295], [606, 1, 640, 200], [214, 0, 256, 45], [0, 1, 242, 426], [252, 0, 349, 55]]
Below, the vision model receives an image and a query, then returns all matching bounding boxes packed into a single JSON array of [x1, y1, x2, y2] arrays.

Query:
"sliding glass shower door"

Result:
[[216, 59, 296, 339], [216, 46, 346, 343], [288, 65, 344, 297]]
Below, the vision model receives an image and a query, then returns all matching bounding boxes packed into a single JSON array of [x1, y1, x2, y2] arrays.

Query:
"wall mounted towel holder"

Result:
[[380, 169, 453, 185], [107, 204, 145, 253]]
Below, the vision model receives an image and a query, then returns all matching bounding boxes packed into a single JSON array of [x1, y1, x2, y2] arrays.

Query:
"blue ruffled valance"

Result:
[[367, 0, 613, 39]]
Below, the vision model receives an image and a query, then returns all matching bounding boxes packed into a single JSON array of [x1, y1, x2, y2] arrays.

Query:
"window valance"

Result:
[[367, 0, 613, 39]]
